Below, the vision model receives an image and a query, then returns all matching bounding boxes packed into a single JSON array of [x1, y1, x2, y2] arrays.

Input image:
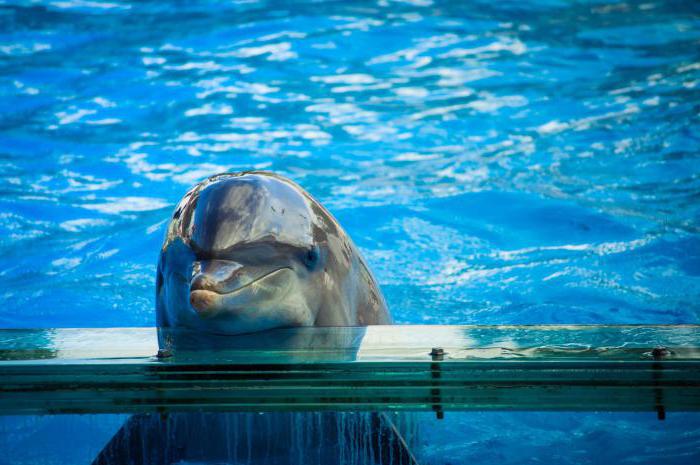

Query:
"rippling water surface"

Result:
[[1, 0, 699, 464]]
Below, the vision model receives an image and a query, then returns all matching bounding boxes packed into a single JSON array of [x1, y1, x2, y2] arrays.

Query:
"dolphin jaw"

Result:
[[189, 289, 222, 318]]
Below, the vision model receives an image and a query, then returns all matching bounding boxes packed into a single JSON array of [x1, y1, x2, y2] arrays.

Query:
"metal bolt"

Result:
[[651, 346, 669, 421], [430, 347, 446, 419], [656, 406, 666, 421], [652, 347, 670, 360]]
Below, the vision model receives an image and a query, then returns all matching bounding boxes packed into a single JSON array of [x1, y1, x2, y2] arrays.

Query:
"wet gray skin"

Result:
[[156, 171, 390, 340]]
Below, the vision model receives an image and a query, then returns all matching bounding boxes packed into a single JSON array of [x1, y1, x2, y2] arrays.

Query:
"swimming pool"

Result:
[[1, 0, 699, 463]]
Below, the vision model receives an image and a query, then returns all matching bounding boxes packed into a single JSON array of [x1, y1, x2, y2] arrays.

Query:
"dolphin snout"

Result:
[[189, 260, 244, 318], [189, 272, 222, 317]]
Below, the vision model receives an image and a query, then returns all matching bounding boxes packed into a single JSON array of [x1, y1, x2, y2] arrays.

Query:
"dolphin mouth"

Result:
[[189, 267, 292, 318]]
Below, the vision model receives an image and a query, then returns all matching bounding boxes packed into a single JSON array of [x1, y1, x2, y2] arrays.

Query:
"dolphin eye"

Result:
[[303, 246, 320, 270]]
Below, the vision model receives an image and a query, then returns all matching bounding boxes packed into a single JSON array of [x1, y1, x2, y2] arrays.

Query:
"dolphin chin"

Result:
[[189, 290, 222, 318], [189, 267, 294, 319]]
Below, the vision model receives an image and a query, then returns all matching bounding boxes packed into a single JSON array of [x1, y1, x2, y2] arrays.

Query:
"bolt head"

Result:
[[651, 347, 671, 359]]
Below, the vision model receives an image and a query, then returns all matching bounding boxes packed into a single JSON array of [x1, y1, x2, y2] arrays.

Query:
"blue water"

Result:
[[1, 0, 699, 463]]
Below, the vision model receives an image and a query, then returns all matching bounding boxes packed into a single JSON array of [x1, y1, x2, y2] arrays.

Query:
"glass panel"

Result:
[[1, 326, 699, 415], [2, 326, 699, 464]]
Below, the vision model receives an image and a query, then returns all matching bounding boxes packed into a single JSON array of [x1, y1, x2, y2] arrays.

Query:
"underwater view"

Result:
[[1, 0, 699, 463]]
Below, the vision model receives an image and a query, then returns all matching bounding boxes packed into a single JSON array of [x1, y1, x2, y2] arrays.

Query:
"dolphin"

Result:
[[156, 171, 390, 343], [93, 172, 418, 465]]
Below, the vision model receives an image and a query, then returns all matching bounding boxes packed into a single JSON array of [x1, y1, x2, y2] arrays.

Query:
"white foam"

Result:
[[82, 197, 169, 214]]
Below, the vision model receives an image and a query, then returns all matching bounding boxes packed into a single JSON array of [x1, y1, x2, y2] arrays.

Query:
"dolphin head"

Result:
[[157, 172, 344, 335]]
